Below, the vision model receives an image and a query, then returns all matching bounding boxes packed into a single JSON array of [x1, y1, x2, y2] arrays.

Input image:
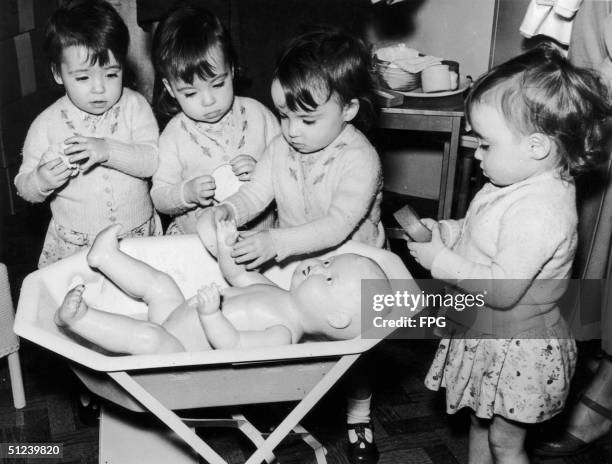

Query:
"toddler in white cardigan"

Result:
[[14, 0, 160, 268], [408, 44, 612, 464], [215, 28, 383, 269], [213, 28, 383, 463], [150, 5, 280, 235]]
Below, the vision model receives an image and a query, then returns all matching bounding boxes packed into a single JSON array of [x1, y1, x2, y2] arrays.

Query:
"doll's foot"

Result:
[[216, 219, 239, 247], [196, 284, 222, 316], [87, 224, 122, 268], [55, 284, 89, 327]]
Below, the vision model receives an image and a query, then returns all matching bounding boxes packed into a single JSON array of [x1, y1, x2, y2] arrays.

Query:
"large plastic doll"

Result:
[[55, 218, 390, 353]]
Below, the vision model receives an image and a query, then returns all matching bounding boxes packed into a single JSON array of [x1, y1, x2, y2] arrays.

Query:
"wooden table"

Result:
[[378, 92, 465, 219]]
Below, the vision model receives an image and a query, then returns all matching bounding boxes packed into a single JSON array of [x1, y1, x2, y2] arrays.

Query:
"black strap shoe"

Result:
[[347, 422, 379, 464]]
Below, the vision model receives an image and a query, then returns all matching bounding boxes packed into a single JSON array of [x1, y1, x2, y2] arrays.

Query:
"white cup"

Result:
[[421, 64, 457, 93]]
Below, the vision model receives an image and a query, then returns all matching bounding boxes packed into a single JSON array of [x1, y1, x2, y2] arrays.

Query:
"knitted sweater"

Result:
[[15, 88, 158, 235], [151, 96, 280, 233], [225, 124, 383, 260], [432, 171, 578, 336]]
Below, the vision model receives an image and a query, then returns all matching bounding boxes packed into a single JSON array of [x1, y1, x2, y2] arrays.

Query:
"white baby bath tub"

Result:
[[15, 235, 418, 464]]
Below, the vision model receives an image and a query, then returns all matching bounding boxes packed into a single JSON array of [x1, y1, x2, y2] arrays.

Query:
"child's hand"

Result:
[[184, 175, 216, 206], [407, 224, 446, 270], [36, 158, 72, 192], [230, 154, 257, 181], [63, 136, 110, 172], [231, 230, 276, 269]]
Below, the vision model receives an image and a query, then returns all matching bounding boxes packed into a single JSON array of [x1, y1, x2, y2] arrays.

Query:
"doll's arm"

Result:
[[196, 285, 291, 349], [213, 216, 276, 287]]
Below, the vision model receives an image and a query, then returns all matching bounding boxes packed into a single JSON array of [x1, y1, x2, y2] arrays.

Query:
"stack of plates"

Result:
[[373, 44, 421, 92], [374, 61, 420, 92]]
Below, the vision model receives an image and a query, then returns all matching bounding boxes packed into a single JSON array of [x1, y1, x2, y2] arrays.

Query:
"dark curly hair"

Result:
[[273, 27, 376, 133], [465, 43, 612, 176]]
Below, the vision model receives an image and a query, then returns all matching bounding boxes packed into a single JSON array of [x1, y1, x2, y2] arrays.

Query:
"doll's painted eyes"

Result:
[[323, 260, 331, 267], [326, 276, 333, 284]]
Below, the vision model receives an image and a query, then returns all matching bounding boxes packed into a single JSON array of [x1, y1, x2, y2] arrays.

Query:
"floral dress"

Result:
[[424, 319, 577, 423]]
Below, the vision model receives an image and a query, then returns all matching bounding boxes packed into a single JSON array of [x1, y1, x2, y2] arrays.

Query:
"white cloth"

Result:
[[520, 0, 584, 45]]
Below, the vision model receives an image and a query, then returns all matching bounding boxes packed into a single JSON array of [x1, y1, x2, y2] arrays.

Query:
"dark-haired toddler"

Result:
[[150, 4, 280, 235], [15, 0, 161, 268], [213, 27, 384, 463]]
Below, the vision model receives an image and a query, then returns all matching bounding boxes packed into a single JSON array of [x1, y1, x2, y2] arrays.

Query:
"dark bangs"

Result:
[[276, 66, 331, 113], [44, 0, 129, 72], [153, 6, 235, 84], [273, 28, 376, 130]]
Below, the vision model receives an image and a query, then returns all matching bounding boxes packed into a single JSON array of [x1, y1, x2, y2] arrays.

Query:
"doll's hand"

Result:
[[63, 136, 110, 172], [407, 223, 446, 270], [230, 154, 256, 181], [36, 158, 72, 192], [231, 230, 276, 269], [184, 175, 216, 206]]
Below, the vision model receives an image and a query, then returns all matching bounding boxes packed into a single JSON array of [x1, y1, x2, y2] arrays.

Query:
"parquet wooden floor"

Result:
[[2, 205, 612, 463]]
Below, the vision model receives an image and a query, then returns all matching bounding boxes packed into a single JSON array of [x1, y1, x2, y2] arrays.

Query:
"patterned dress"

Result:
[[425, 171, 579, 423]]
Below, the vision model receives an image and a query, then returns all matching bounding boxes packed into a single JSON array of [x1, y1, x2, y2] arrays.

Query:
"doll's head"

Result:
[[465, 43, 612, 185], [44, 0, 128, 115], [271, 28, 376, 154], [290, 253, 391, 339], [153, 4, 236, 123]]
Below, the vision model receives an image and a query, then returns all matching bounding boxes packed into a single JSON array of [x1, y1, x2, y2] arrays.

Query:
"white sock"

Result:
[[347, 395, 373, 444]]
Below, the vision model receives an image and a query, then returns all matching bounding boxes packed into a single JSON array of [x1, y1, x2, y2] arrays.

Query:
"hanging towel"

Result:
[[520, 0, 584, 45]]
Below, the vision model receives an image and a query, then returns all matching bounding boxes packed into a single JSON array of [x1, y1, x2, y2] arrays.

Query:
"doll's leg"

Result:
[[56, 285, 185, 354], [87, 224, 184, 324], [488, 415, 528, 464]]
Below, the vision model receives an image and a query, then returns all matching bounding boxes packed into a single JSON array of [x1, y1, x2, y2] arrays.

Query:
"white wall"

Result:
[[369, 0, 497, 79]]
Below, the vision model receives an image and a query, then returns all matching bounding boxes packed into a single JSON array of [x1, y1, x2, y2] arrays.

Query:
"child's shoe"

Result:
[[347, 422, 379, 463]]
